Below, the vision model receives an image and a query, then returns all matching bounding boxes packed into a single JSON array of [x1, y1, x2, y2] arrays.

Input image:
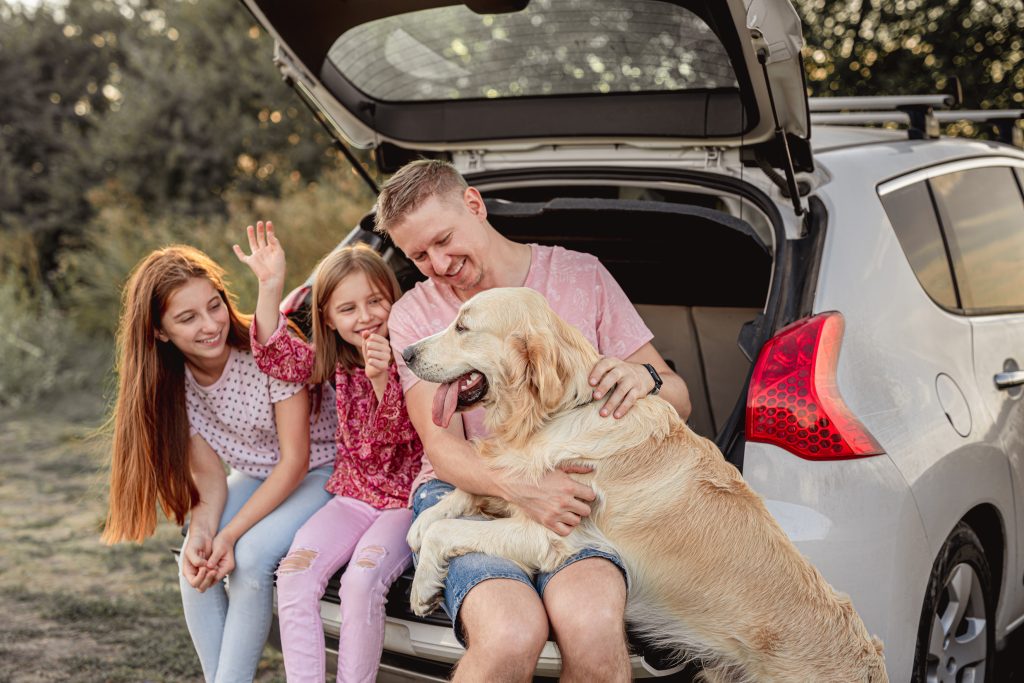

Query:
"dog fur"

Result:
[[404, 287, 888, 682]]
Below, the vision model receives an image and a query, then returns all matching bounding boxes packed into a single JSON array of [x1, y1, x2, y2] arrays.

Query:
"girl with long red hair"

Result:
[[103, 245, 335, 683]]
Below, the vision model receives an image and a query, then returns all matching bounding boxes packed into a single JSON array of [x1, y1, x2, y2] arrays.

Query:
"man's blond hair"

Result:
[[374, 159, 469, 235]]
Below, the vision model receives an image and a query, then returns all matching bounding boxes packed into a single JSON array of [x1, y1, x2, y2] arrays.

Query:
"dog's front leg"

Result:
[[410, 517, 573, 616], [407, 488, 480, 553]]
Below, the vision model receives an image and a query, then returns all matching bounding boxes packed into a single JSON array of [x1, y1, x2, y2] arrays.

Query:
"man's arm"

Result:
[[404, 380, 595, 537], [588, 342, 691, 420]]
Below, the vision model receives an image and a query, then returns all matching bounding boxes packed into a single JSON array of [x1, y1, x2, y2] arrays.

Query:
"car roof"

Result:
[[811, 129, 1024, 183]]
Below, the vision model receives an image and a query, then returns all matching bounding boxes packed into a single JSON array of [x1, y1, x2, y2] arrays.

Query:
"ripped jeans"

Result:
[[275, 495, 413, 683]]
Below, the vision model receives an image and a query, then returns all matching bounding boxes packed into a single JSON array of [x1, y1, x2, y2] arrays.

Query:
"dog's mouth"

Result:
[[432, 370, 489, 428]]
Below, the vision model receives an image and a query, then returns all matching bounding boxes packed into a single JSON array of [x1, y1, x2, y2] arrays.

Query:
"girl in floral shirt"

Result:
[[235, 222, 423, 683]]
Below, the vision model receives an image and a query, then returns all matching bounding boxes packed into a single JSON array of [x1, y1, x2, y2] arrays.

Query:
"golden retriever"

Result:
[[403, 287, 887, 683]]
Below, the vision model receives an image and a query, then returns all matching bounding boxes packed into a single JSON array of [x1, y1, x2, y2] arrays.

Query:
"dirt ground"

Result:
[[0, 391, 286, 683]]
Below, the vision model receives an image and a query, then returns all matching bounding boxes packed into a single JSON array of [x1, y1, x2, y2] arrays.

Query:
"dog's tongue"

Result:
[[432, 381, 460, 428]]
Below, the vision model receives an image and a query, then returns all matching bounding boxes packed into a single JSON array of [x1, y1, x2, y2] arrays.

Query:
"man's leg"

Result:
[[454, 578, 549, 683], [542, 557, 630, 683], [410, 480, 549, 683]]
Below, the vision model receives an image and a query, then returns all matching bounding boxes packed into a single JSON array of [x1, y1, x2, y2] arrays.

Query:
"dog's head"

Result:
[[402, 288, 600, 443]]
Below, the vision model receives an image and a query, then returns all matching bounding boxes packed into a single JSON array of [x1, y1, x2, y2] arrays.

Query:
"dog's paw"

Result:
[[406, 518, 426, 554], [409, 572, 445, 616]]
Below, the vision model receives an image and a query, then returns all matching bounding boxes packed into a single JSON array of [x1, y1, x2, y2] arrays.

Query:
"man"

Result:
[[381, 160, 691, 683]]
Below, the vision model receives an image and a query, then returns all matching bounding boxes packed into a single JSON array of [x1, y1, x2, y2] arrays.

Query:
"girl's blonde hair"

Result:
[[311, 243, 401, 382], [103, 245, 251, 544]]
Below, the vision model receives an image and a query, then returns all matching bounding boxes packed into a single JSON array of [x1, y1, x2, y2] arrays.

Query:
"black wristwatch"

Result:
[[642, 363, 663, 396]]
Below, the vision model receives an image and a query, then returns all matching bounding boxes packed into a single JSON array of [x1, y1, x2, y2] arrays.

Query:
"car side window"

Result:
[[880, 180, 959, 310], [929, 166, 1024, 314]]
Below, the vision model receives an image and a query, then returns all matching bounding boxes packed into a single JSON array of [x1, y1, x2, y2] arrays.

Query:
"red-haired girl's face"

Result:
[[156, 277, 231, 369]]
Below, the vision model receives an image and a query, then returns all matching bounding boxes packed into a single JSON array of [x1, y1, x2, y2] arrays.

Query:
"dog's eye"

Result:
[[454, 322, 467, 333]]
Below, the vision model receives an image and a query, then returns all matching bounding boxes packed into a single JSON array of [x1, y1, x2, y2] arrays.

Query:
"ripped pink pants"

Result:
[[276, 495, 412, 683]]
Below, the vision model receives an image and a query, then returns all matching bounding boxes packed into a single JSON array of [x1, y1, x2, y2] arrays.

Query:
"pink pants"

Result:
[[275, 496, 412, 683]]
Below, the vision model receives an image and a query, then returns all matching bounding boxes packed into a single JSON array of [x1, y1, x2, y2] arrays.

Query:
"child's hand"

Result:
[[204, 532, 237, 587], [233, 220, 286, 288], [181, 531, 213, 592], [361, 332, 392, 381]]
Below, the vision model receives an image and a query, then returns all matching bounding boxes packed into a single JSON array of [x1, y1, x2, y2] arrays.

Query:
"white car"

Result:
[[241, 0, 1024, 679]]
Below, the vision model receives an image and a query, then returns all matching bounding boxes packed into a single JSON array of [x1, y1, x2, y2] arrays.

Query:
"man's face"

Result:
[[389, 188, 490, 297]]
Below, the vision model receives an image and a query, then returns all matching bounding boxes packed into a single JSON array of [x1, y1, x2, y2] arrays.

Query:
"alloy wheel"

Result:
[[925, 562, 988, 683]]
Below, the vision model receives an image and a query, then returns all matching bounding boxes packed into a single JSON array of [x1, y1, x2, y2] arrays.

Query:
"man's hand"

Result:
[[500, 467, 595, 537], [589, 357, 656, 419], [233, 220, 286, 289]]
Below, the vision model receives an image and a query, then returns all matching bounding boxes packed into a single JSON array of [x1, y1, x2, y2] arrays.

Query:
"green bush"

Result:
[[60, 169, 373, 340], [0, 269, 72, 407]]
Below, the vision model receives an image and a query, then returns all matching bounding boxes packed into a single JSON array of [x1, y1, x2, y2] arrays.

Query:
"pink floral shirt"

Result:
[[251, 317, 423, 510]]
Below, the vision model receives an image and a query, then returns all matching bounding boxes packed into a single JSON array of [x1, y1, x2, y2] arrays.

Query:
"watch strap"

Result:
[[642, 363, 663, 395]]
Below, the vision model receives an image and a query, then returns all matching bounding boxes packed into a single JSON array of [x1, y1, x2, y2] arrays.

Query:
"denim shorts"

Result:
[[411, 478, 626, 645]]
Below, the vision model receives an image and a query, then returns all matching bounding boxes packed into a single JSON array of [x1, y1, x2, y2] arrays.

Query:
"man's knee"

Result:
[[544, 558, 627, 650], [460, 581, 548, 660]]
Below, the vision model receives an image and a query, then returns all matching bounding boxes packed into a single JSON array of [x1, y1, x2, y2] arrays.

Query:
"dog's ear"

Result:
[[523, 330, 566, 413], [490, 332, 549, 446]]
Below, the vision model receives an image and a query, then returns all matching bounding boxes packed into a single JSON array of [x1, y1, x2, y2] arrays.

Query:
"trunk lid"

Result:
[[240, 0, 809, 155]]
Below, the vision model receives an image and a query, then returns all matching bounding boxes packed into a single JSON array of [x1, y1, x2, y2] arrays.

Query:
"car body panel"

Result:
[[809, 146, 1024, 646], [741, 444, 929, 680]]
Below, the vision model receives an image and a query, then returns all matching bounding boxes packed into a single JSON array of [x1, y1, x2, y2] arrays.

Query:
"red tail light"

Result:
[[746, 312, 883, 460]]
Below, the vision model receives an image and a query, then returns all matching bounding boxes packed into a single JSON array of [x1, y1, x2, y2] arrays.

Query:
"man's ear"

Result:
[[464, 186, 487, 221]]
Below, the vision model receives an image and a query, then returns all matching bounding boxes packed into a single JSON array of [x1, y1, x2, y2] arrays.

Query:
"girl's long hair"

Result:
[[311, 243, 401, 383], [102, 245, 250, 544]]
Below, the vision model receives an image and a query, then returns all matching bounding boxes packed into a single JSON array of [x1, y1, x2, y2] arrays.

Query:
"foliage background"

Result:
[[0, 0, 1021, 679]]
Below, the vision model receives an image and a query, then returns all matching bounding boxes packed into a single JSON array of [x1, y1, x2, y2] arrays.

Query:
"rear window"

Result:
[[931, 166, 1024, 313], [327, 0, 737, 102], [880, 181, 959, 310]]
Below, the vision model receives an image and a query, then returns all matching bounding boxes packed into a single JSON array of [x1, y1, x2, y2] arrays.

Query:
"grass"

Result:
[[0, 388, 287, 682]]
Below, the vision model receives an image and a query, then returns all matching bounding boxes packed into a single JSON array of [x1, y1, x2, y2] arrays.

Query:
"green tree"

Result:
[[87, 0, 339, 220], [796, 0, 1024, 109], [0, 0, 131, 276]]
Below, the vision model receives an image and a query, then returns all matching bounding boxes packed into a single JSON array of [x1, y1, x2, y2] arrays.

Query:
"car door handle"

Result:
[[994, 370, 1024, 390]]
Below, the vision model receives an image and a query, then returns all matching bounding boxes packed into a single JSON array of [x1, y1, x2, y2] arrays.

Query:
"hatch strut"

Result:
[[756, 49, 804, 217], [283, 74, 380, 196]]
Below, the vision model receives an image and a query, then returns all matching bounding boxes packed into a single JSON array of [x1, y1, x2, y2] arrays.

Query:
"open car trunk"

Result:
[[278, 175, 794, 679]]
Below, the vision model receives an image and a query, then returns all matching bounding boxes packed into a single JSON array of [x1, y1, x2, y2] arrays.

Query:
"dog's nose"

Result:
[[402, 345, 416, 365]]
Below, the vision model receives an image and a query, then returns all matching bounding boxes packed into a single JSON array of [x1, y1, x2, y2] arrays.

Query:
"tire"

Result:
[[911, 522, 996, 683]]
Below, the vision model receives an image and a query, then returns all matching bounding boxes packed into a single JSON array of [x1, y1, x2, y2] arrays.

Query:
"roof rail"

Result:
[[811, 108, 1024, 148], [808, 95, 957, 139], [933, 110, 1024, 147], [808, 95, 956, 112]]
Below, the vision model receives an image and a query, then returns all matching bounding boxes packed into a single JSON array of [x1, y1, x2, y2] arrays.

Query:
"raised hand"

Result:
[[233, 220, 286, 288]]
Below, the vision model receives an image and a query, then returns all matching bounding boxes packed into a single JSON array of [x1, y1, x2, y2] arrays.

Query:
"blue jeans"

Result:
[[178, 465, 333, 683], [411, 479, 627, 646]]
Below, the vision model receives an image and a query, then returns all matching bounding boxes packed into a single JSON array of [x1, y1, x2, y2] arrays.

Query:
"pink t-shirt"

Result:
[[388, 244, 653, 497], [185, 347, 337, 479]]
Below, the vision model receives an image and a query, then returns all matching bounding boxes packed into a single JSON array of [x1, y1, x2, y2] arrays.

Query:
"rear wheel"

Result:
[[912, 522, 995, 683]]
